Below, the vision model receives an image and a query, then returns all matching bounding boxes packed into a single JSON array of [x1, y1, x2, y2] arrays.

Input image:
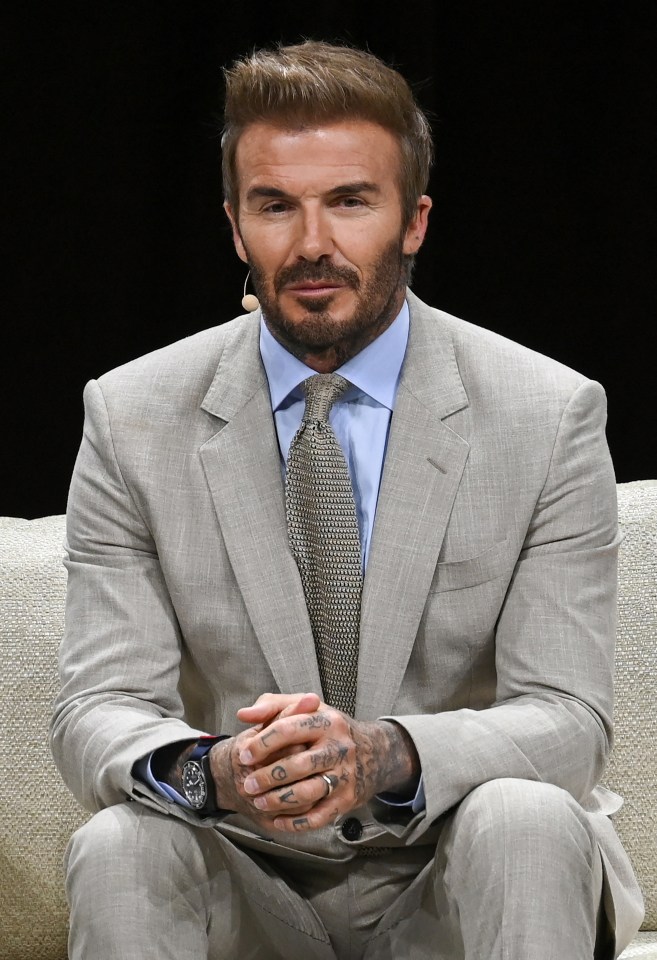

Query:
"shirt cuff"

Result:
[[377, 775, 426, 815], [134, 736, 227, 810]]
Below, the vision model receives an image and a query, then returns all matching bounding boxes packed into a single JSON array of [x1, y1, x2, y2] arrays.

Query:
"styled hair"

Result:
[[222, 41, 433, 230]]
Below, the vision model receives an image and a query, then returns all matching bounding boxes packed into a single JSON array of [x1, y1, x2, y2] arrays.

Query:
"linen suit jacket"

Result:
[[51, 290, 643, 947]]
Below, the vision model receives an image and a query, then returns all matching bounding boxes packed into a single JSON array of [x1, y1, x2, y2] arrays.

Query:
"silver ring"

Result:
[[321, 773, 336, 797]]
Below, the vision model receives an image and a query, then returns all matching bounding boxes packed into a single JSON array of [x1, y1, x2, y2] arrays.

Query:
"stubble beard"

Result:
[[247, 237, 411, 366]]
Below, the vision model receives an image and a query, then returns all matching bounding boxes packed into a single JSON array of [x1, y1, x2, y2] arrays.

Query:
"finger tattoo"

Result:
[[278, 789, 298, 805], [298, 714, 331, 730], [271, 765, 287, 781]]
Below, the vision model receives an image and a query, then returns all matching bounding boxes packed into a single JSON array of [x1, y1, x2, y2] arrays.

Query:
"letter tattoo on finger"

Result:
[[278, 789, 298, 805], [272, 765, 287, 781]]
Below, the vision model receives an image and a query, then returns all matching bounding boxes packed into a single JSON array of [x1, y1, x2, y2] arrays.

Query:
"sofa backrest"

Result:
[[603, 480, 657, 931], [0, 481, 655, 956]]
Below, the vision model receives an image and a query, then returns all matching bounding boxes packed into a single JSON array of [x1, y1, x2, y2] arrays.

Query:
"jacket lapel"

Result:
[[199, 316, 322, 697], [356, 293, 470, 719]]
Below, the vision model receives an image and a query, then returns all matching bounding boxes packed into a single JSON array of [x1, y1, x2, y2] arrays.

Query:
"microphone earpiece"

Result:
[[242, 271, 260, 312]]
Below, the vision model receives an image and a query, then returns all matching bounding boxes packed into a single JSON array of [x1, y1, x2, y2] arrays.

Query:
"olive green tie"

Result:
[[285, 374, 362, 716]]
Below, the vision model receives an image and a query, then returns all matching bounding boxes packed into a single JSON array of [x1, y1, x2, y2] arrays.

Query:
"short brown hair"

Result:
[[222, 41, 433, 230]]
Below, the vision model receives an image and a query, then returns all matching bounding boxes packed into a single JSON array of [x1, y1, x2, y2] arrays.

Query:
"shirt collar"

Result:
[[259, 300, 410, 412]]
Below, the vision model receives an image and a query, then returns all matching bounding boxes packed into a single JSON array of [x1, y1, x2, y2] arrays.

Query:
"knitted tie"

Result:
[[285, 374, 363, 716]]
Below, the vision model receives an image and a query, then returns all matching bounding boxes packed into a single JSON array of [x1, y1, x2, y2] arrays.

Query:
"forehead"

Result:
[[233, 120, 402, 196]]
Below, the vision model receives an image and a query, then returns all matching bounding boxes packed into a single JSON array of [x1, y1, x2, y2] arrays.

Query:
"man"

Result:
[[51, 41, 643, 959]]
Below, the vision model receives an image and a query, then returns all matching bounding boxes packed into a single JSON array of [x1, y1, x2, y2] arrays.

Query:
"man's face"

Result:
[[225, 120, 431, 367]]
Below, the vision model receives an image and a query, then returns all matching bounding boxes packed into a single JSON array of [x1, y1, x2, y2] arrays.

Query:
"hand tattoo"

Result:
[[271, 765, 287, 781], [310, 738, 348, 770], [348, 720, 420, 801]]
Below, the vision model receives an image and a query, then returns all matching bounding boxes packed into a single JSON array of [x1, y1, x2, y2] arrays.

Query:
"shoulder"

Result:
[[91, 312, 259, 413], [407, 292, 595, 407]]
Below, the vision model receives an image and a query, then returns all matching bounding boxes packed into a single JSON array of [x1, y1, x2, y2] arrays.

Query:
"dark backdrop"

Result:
[[5, 1, 656, 518]]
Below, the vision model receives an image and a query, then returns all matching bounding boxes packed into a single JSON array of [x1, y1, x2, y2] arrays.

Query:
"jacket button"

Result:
[[341, 817, 363, 841]]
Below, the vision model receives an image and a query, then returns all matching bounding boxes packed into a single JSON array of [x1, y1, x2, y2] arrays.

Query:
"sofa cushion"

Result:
[[603, 481, 657, 931], [0, 515, 87, 960], [618, 931, 657, 958]]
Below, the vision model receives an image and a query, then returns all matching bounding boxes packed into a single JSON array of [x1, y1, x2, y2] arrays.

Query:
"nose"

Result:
[[294, 206, 335, 262]]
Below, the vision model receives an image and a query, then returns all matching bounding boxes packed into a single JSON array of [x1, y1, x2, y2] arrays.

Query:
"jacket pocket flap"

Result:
[[431, 539, 509, 593]]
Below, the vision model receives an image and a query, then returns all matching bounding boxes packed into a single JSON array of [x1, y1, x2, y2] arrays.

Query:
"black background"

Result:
[[4, 1, 656, 519]]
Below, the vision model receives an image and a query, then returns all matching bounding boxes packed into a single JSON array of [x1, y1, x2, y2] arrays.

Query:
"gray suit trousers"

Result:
[[65, 778, 613, 960]]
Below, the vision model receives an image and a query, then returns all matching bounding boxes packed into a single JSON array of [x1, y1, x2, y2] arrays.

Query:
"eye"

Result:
[[262, 200, 291, 214], [337, 196, 366, 208]]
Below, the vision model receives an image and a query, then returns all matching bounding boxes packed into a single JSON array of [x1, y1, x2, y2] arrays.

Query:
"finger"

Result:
[[245, 693, 322, 742], [262, 743, 306, 764], [242, 735, 350, 796], [237, 692, 319, 726], [277, 692, 321, 719], [271, 794, 342, 833], [251, 773, 329, 814], [240, 711, 344, 768], [236, 694, 293, 724]]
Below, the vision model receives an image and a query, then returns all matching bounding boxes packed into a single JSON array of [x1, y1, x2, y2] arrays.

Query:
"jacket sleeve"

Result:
[[50, 379, 221, 826], [374, 379, 620, 843]]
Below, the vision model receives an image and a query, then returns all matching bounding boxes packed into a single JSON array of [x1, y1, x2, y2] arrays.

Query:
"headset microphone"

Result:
[[241, 271, 260, 312]]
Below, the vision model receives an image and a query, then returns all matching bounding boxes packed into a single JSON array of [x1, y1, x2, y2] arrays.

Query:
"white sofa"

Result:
[[0, 480, 655, 958]]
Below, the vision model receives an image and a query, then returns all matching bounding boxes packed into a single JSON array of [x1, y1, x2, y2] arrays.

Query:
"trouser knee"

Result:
[[440, 778, 604, 959], [67, 802, 208, 886], [65, 802, 222, 946], [447, 777, 598, 874]]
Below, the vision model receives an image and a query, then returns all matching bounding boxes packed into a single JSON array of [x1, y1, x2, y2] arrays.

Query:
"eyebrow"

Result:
[[245, 181, 381, 203]]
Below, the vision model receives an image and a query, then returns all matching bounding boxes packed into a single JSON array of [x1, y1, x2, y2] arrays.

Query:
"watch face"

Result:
[[182, 760, 207, 809]]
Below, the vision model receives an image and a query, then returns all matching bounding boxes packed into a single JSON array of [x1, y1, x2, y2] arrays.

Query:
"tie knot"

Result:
[[301, 374, 350, 422]]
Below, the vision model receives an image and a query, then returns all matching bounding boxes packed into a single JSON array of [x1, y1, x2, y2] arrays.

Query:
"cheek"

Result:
[[242, 232, 291, 277]]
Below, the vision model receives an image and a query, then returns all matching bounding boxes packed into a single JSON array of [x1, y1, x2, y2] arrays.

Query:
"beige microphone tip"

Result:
[[242, 294, 260, 312]]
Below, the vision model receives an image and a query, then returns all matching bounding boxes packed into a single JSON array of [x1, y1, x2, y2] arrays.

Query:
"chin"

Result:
[[282, 313, 353, 350]]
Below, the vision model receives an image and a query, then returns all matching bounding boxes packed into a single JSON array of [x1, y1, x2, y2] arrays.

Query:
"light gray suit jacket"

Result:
[[51, 291, 643, 945]]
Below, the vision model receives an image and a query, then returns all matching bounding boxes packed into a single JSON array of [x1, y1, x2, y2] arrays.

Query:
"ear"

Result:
[[402, 195, 432, 256], [224, 201, 249, 264]]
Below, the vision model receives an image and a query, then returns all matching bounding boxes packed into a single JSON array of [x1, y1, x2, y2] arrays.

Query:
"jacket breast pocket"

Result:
[[430, 538, 509, 593]]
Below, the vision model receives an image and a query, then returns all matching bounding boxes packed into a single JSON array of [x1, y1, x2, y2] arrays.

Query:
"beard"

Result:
[[246, 237, 412, 364]]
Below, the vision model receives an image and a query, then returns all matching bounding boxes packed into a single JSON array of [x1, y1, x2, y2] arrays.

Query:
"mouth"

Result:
[[284, 281, 345, 297]]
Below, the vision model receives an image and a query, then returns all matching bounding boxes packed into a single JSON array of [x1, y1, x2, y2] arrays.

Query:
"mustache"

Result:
[[273, 262, 360, 294]]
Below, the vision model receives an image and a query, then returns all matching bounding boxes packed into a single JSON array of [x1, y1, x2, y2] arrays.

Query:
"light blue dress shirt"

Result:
[[139, 301, 424, 814], [259, 301, 409, 568]]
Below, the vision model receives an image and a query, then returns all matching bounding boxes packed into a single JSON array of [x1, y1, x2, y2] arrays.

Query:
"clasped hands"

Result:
[[209, 692, 419, 833]]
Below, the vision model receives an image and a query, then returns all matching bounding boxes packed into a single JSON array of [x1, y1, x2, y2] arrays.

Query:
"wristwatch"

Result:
[[181, 750, 220, 816]]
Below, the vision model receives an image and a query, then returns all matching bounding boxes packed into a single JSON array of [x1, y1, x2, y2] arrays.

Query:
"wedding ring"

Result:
[[321, 773, 337, 797]]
